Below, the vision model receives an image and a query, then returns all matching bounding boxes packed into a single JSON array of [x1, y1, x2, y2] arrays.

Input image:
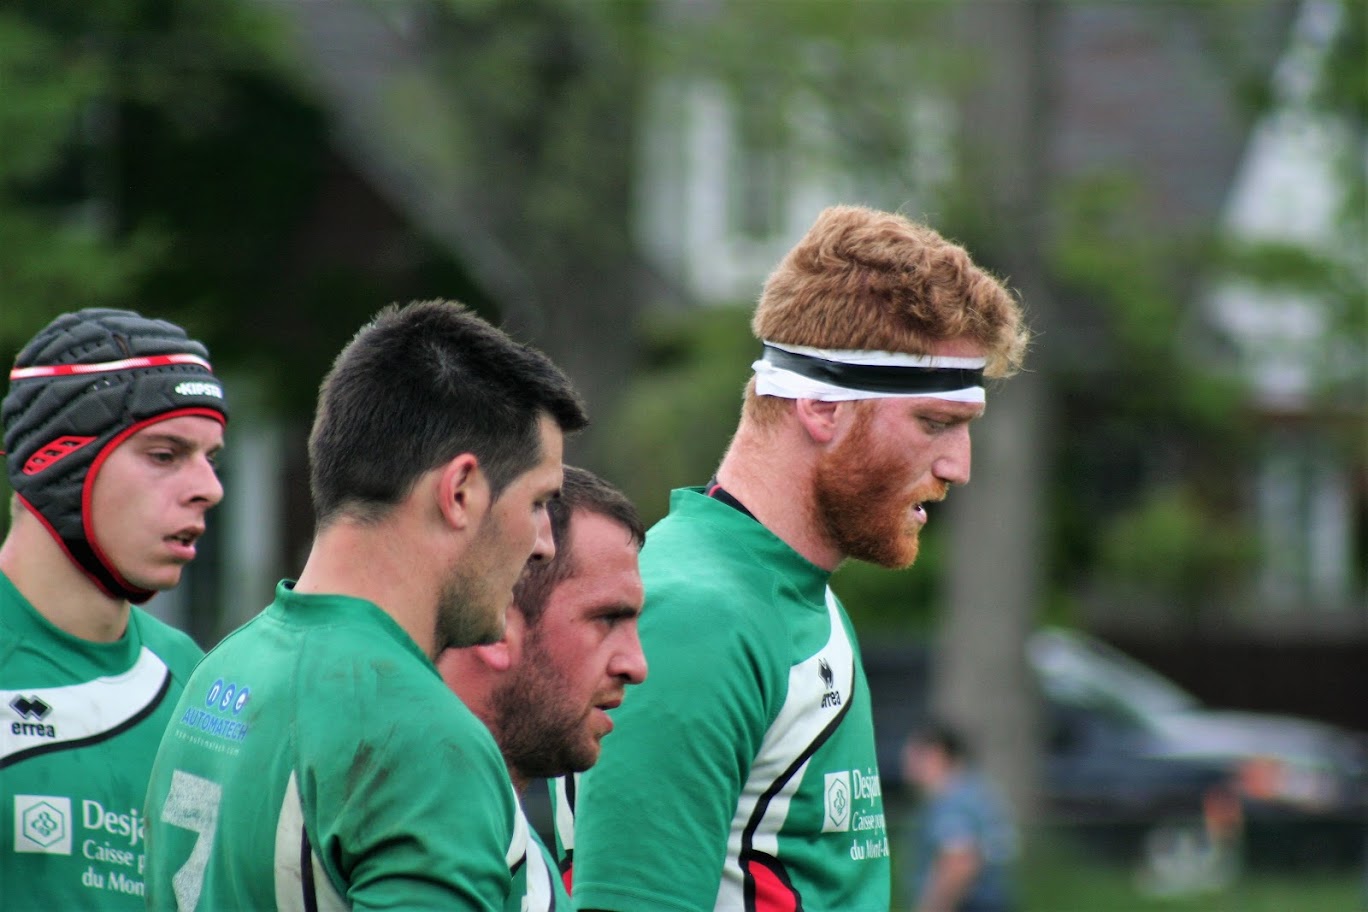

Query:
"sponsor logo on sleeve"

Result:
[[825, 767, 888, 861], [175, 678, 251, 743]]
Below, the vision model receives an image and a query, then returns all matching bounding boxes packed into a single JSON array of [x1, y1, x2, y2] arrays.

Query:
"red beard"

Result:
[[812, 408, 946, 569]]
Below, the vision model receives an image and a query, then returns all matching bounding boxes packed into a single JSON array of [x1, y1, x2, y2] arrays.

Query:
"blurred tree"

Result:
[[0, 0, 497, 421], [418, 0, 658, 427], [250, 0, 666, 448]]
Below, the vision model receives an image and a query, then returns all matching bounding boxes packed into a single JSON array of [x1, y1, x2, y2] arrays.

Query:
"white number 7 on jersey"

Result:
[[161, 769, 223, 911]]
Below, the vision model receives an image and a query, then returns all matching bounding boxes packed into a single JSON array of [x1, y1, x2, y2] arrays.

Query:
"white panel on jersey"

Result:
[[522, 827, 554, 912], [715, 588, 856, 910], [1, 647, 168, 762], [274, 771, 348, 912], [507, 793, 530, 867], [552, 774, 578, 853]]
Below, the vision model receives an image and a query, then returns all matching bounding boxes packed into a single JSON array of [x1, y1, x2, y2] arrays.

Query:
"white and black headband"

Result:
[[752, 341, 986, 403]]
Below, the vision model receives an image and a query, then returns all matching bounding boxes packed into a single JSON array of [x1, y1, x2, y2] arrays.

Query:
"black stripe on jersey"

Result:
[[559, 774, 576, 876], [0, 667, 171, 770], [301, 825, 319, 912], [562, 772, 577, 812], [739, 680, 855, 912]]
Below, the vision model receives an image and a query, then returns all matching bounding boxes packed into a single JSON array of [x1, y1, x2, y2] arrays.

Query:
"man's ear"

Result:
[[473, 608, 525, 673], [794, 398, 843, 445], [436, 453, 488, 531]]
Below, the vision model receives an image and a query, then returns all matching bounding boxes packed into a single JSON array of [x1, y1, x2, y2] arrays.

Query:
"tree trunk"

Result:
[[937, 0, 1056, 824]]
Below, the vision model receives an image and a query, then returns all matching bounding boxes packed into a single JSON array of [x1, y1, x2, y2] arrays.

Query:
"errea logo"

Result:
[[15, 795, 73, 854], [818, 658, 842, 709], [9, 694, 56, 739], [174, 381, 223, 399]]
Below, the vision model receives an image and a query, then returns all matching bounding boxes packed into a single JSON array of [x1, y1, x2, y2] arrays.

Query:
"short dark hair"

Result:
[[309, 300, 588, 525], [513, 465, 644, 626], [914, 719, 971, 764]]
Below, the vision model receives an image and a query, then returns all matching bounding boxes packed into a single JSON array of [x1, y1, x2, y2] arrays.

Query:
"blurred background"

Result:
[[2, 0, 1364, 907]]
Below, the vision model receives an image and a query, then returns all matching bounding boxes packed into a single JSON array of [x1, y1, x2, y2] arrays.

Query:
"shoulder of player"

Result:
[[639, 543, 802, 658], [303, 656, 508, 772], [129, 605, 205, 676]]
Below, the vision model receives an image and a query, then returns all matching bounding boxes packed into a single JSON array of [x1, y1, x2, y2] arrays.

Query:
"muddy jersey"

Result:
[[568, 489, 890, 912], [144, 581, 520, 911], [0, 570, 203, 911]]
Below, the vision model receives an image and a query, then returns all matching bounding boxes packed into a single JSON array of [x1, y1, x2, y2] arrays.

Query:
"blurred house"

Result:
[[1205, 0, 1365, 625]]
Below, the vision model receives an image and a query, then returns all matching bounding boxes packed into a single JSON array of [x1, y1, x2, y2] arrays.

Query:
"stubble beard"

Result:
[[434, 565, 506, 651], [490, 631, 598, 782]]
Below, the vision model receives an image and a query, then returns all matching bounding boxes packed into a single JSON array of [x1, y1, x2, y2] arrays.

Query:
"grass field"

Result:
[[892, 823, 1366, 912], [1019, 842, 1363, 912]]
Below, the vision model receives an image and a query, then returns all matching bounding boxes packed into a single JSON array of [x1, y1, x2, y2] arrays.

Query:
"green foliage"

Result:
[[594, 305, 754, 523], [1097, 484, 1258, 612], [1046, 172, 1261, 605], [644, 0, 964, 193], [0, 0, 498, 420], [830, 536, 942, 636], [0, 0, 299, 363], [0, 10, 159, 338]]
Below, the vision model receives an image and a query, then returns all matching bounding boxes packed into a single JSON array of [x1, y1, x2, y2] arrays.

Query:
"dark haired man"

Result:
[[1, 308, 227, 910], [903, 723, 1019, 912], [568, 206, 1029, 911], [439, 465, 648, 910], [144, 300, 587, 910]]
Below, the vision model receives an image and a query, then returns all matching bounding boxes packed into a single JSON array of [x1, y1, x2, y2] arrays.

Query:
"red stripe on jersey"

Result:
[[747, 858, 799, 912]]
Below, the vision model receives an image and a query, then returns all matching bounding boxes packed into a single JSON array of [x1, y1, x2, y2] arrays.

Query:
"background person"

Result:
[[902, 722, 1020, 912], [567, 205, 1029, 911], [438, 464, 648, 911], [1, 308, 228, 910], [143, 299, 587, 910]]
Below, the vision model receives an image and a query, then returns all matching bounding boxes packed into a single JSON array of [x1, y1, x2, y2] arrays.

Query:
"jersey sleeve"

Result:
[[569, 583, 782, 912], [303, 655, 516, 910], [133, 606, 205, 682]]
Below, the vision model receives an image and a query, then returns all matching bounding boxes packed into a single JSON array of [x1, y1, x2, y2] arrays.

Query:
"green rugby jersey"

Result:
[[144, 581, 521, 911], [0, 570, 203, 911], [569, 489, 891, 912]]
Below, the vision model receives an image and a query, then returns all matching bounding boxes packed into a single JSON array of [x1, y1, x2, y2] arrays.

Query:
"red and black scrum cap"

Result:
[[2, 308, 229, 603]]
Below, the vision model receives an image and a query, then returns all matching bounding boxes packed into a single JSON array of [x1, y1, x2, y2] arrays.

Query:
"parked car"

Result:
[[1029, 627, 1368, 869], [868, 627, 1368, 870]]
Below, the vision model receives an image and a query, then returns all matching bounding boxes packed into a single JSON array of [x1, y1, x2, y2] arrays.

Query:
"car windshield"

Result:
[[1028, 629, 1202, 720]]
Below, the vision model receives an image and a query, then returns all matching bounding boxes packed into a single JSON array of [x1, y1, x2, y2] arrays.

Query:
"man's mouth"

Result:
[[165, 527, 204, 559]]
